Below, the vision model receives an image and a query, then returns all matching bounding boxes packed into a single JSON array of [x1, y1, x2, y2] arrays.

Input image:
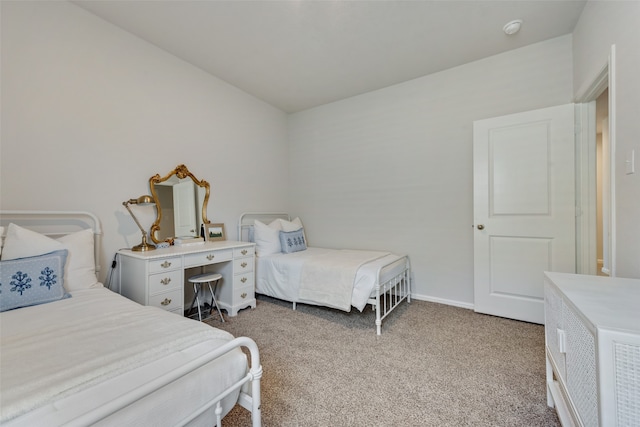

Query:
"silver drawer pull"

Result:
[[241, 249, 248, 255], [241, 262, 247, 268], [207, 254, 215, 260], [160, 278, 171, 285], [161, 261, 171, 268], [241, 277, 247, 283], [161, 298, 172, 306], [241, 293, 247, 299]]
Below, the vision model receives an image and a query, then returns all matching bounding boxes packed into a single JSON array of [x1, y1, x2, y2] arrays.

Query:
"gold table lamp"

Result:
[[123, 195, 157, 252]]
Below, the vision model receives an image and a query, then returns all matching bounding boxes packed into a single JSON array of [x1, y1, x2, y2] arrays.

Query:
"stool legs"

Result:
[[188, 282, 203, 321], [188, 280, 224, 322], [207, 280, 225, 323]]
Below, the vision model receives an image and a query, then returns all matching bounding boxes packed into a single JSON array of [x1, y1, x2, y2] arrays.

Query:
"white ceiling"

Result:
[[73, 0, 587, 113]]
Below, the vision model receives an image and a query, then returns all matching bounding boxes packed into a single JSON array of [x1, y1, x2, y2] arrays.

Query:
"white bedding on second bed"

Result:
[[0, 286, 247, 426], [256, 247, 407, 312]]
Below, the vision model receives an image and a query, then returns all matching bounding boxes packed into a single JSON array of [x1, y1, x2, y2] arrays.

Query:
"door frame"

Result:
[[575, 45, 616, 277], [574, 101, 597, 275]]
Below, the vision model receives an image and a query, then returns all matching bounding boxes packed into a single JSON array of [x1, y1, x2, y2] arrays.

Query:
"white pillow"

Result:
[[279, 217, 303, 232], [0, 226, 4, 257], [279, 217, 307, 245], [57, 228, 100, 291], [1, 223, 100, 291], [1, 223, 64, 260], [254, 219, 282, 257]]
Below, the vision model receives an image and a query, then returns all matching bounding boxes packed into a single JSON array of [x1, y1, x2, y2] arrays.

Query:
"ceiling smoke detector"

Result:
[[503, 19, 523, 35]]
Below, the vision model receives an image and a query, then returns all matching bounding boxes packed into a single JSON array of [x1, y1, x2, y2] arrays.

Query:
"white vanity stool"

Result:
[[187, 272, 224, 322]]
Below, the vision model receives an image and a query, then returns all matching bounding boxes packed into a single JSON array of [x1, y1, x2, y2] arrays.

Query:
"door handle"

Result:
[[477, 224, 485, 230]]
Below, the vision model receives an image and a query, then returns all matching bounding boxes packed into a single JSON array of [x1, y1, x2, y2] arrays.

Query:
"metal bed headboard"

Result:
[[0, 210, 103, 276], [237, 212, 290, 242]]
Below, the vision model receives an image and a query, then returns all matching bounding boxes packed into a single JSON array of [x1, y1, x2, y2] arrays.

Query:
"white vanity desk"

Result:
[[118, 240, 256, 317]]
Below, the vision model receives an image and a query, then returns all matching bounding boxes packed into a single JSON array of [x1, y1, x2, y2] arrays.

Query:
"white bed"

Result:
[[0, 211, 262, 426], [238, 212, 411, 335]]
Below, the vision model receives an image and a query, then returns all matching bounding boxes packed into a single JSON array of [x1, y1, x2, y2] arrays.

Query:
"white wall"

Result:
[[287, 36, 574, 306], [8, 1, 632, 307], [573, 1, 640, 279], [0, 1, 289, 282]]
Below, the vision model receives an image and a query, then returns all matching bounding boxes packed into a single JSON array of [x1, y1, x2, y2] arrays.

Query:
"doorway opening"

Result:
[[595, 89, 609, 276], [575, 45, 616, 277]]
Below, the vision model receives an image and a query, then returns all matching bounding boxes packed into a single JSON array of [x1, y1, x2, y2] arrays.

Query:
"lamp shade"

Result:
[[128, 195, 155, 206], [123, 195, 156, 252]]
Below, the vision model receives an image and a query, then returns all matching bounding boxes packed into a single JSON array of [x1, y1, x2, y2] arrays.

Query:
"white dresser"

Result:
[[544, 272, 640, 427], [118, 241, 256, 317]]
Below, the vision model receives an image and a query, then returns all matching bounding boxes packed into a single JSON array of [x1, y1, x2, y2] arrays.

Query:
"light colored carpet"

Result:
[[207, 295, 560, 427]]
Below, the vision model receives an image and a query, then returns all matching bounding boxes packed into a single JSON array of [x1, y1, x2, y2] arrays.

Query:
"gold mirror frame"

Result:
[[149, 164, 210, 244]]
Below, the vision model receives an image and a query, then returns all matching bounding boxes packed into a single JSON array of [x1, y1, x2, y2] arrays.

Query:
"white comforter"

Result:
[[0, 287, 244, 425], [256, 247, 406, 312], [298, 249, 389, 311]]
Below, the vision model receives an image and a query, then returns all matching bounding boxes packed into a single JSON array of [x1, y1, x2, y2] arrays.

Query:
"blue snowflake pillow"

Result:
[[279, 229, 307, 254], [0, 249, 70, 312]]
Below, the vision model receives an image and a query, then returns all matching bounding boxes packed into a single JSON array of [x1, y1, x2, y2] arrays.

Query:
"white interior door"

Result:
[[473, 104, 576, 324], [173, 181, 198, 237]]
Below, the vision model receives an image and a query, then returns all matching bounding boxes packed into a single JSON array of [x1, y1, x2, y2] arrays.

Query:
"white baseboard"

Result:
[[410, 293, 474, 310]]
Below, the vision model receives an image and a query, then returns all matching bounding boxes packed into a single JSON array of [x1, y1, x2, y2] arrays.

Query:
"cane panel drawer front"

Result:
[[544, 272, 640, 427], [544, 282, 566, 383], [119, 241, 256, 317]]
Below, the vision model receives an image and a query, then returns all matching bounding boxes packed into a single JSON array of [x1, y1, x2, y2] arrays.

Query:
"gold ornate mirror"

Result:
[[149, 164, 210, 244]]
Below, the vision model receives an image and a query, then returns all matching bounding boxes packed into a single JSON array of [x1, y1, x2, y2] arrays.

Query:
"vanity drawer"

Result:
[[234, 272, 254, 288], [234, 247, 254, 258], [233, 284, 255, 305], [149, 288, 183, 312], [184, 250, 232, 267], [148, 269, 182, 294], [149, 257, 182, 273], [234, 257, 254, 274]]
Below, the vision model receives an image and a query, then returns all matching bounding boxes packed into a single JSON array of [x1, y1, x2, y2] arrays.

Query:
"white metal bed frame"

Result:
[[238, 212, 411, 335], [0, 210, 262, 427]]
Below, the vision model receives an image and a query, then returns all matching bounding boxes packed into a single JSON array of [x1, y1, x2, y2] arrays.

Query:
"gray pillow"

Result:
[[279, 229, 307, 254]]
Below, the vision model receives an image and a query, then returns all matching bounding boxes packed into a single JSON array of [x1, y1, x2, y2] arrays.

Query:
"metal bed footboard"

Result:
[[67, 336, 262, 427], [368, 255, 411, 336]]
